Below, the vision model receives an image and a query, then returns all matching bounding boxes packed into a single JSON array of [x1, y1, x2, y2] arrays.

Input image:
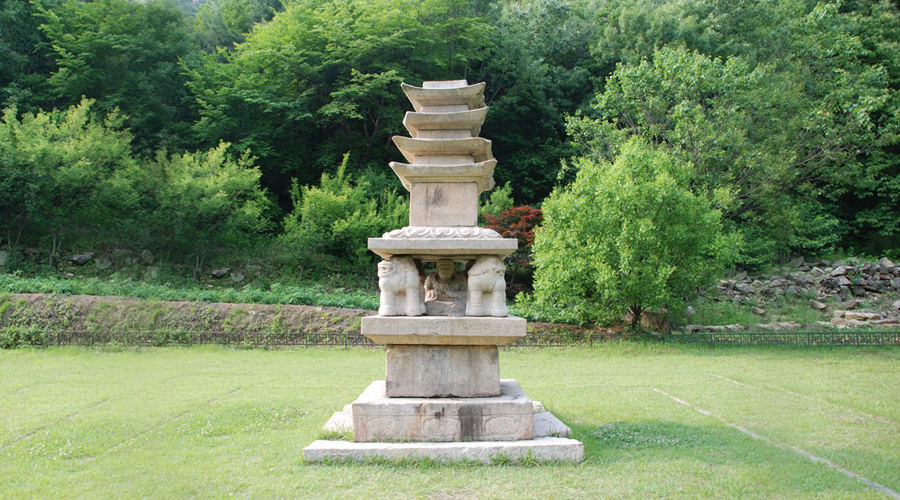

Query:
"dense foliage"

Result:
[[527, 139, 735, 325], [0, 0, 898, 291]]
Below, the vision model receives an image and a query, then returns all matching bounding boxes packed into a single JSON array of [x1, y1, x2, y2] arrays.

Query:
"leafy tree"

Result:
[[585, 0, 900, 262], [0, 0, 58, 112], [37, 0, 198, 150], [187, 0, 492, 209], [474, 0, 598, 202], [571, 41, 894, 265], [281, 153, 408, 271], [530, 138, 736, 327], [194, 0, 284, 52], [154, 142, 272, 279], [478, 181, 514, 219], [0, 98, 138, 263]]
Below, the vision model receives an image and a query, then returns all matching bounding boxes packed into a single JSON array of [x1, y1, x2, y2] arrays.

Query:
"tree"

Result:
[[0, 98, 139, 263], [37, 0, 198, 150], [570, 41, 894, 265], [530, 138, 736, 327], [186, 0, 492, 209], [154, 142, 271, 279], [280, 153, 408, 271]]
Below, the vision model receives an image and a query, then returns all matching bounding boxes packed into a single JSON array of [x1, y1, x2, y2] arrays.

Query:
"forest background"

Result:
[[1, 0, 899, 323]]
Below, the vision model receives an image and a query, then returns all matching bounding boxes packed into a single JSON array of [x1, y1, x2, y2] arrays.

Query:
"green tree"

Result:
[[194, 0, 284, 52], [586, 0, 900, 262], [0, 98, 139, 263], [280, 153, 408, 271], [571, 41, 894, 265], [186, 0, 492, 208], [530, 138, 736, 327], [154, 142, 271, 279], [37, 0, 197, 150]]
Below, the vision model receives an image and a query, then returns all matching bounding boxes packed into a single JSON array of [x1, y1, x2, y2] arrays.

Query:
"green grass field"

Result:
[[2, 344, 898, 499]]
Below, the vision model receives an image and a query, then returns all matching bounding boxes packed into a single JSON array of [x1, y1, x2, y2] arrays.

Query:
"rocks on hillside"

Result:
[[692, 257, 900, 332], [715, 258, 900, 307]]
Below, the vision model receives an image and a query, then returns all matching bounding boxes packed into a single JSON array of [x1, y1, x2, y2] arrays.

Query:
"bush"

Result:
[[529, 138, 738, 327], [281, 152, 408, 270]]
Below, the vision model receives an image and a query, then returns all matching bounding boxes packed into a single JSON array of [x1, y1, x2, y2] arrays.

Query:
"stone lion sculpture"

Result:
[[465, 255, 508, 317], [377, 257, 426, 316]]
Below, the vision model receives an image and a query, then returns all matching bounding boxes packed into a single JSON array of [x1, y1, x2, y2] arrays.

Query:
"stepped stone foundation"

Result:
[[302, 80, 583, 464]]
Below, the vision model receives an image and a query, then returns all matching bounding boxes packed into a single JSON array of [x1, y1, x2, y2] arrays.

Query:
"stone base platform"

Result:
[[302, 437, 584, 464], [353, 380, 533, 442], [305, 387, 583, 463]]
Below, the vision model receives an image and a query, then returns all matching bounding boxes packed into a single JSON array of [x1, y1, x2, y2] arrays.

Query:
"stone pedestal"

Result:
[[386, 345, 499, 398], [352, 380, 533, 442]]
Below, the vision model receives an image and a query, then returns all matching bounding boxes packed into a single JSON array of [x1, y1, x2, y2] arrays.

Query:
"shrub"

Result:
[[530, 138, 738, 327]]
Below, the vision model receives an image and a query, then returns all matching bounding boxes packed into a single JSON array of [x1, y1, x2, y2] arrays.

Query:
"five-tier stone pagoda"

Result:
[[303, 80, 584, 463]]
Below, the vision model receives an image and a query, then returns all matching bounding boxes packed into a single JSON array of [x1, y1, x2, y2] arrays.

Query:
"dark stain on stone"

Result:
[[431, 185, 444, 204], [434, 407, 444, 420], [458, 404, 483, 441]]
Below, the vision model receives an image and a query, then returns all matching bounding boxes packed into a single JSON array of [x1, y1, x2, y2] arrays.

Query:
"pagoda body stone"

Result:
[[303, 80, 583, 464]]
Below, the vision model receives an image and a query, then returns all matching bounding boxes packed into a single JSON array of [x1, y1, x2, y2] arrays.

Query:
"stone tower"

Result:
[[304, 80, 583, 463]]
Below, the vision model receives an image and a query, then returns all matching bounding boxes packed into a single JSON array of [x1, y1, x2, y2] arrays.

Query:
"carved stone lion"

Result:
[[377, 257, 425, 316], [465, 255, 508, 317]]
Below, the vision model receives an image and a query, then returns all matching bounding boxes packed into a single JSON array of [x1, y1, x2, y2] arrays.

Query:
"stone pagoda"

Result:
[[303, 80, 583, 463]]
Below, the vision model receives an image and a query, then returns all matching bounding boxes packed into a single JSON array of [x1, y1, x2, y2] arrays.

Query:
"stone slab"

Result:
[[403, 108, 487, 138], [389, 161, 496, 193], [386, 345, 499, 398], [409, 182, 479, 227], [323, 402, 573, 440], [361, 315, 527, 345], [402, 82, 485, 112], [533, 411, 573, 438], [393, 137, 493, 164], [302, 437, 584, 464], [368, 236, 517, 261], [352, 380, 533, 442]]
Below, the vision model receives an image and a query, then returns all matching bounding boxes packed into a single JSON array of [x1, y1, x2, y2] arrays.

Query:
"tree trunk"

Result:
[[630, 305, 642, 329]]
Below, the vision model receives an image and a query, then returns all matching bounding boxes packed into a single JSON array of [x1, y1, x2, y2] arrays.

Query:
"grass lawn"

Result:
[[1, 344, 898, 499]]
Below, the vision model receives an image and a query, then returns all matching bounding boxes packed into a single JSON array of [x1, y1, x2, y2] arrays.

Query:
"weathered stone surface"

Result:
[[845, 311, 882, 321], [140, 249, 154, 265], [424, 260, 467, 316], [367, 235, 518, 261], [831, 266, 850, 276], [409, 182, 479, 227], [352, 380, 533, 442], [757, 321, 801, 330], [394, 136, 493, 164], [209, 268, 230, 278], [533, 411, 572, 438], [401, 81, 485, 113], [361, 315, 526, 345], [403, 107, 487, 139], [809, 299, 827, 310], [95, 255, 113, 270], [390, 161, 496, 193], [385, 345, 499, 398], [751, 306, 766, 315], [68, 253, 94, 265], [302, 437, 584, 464], [843, 299, 862, 310], [466, 255, 508, 317], [892, 300, 900, 311], [0, 250, 8, 267], [377, 257, 426, 317]]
